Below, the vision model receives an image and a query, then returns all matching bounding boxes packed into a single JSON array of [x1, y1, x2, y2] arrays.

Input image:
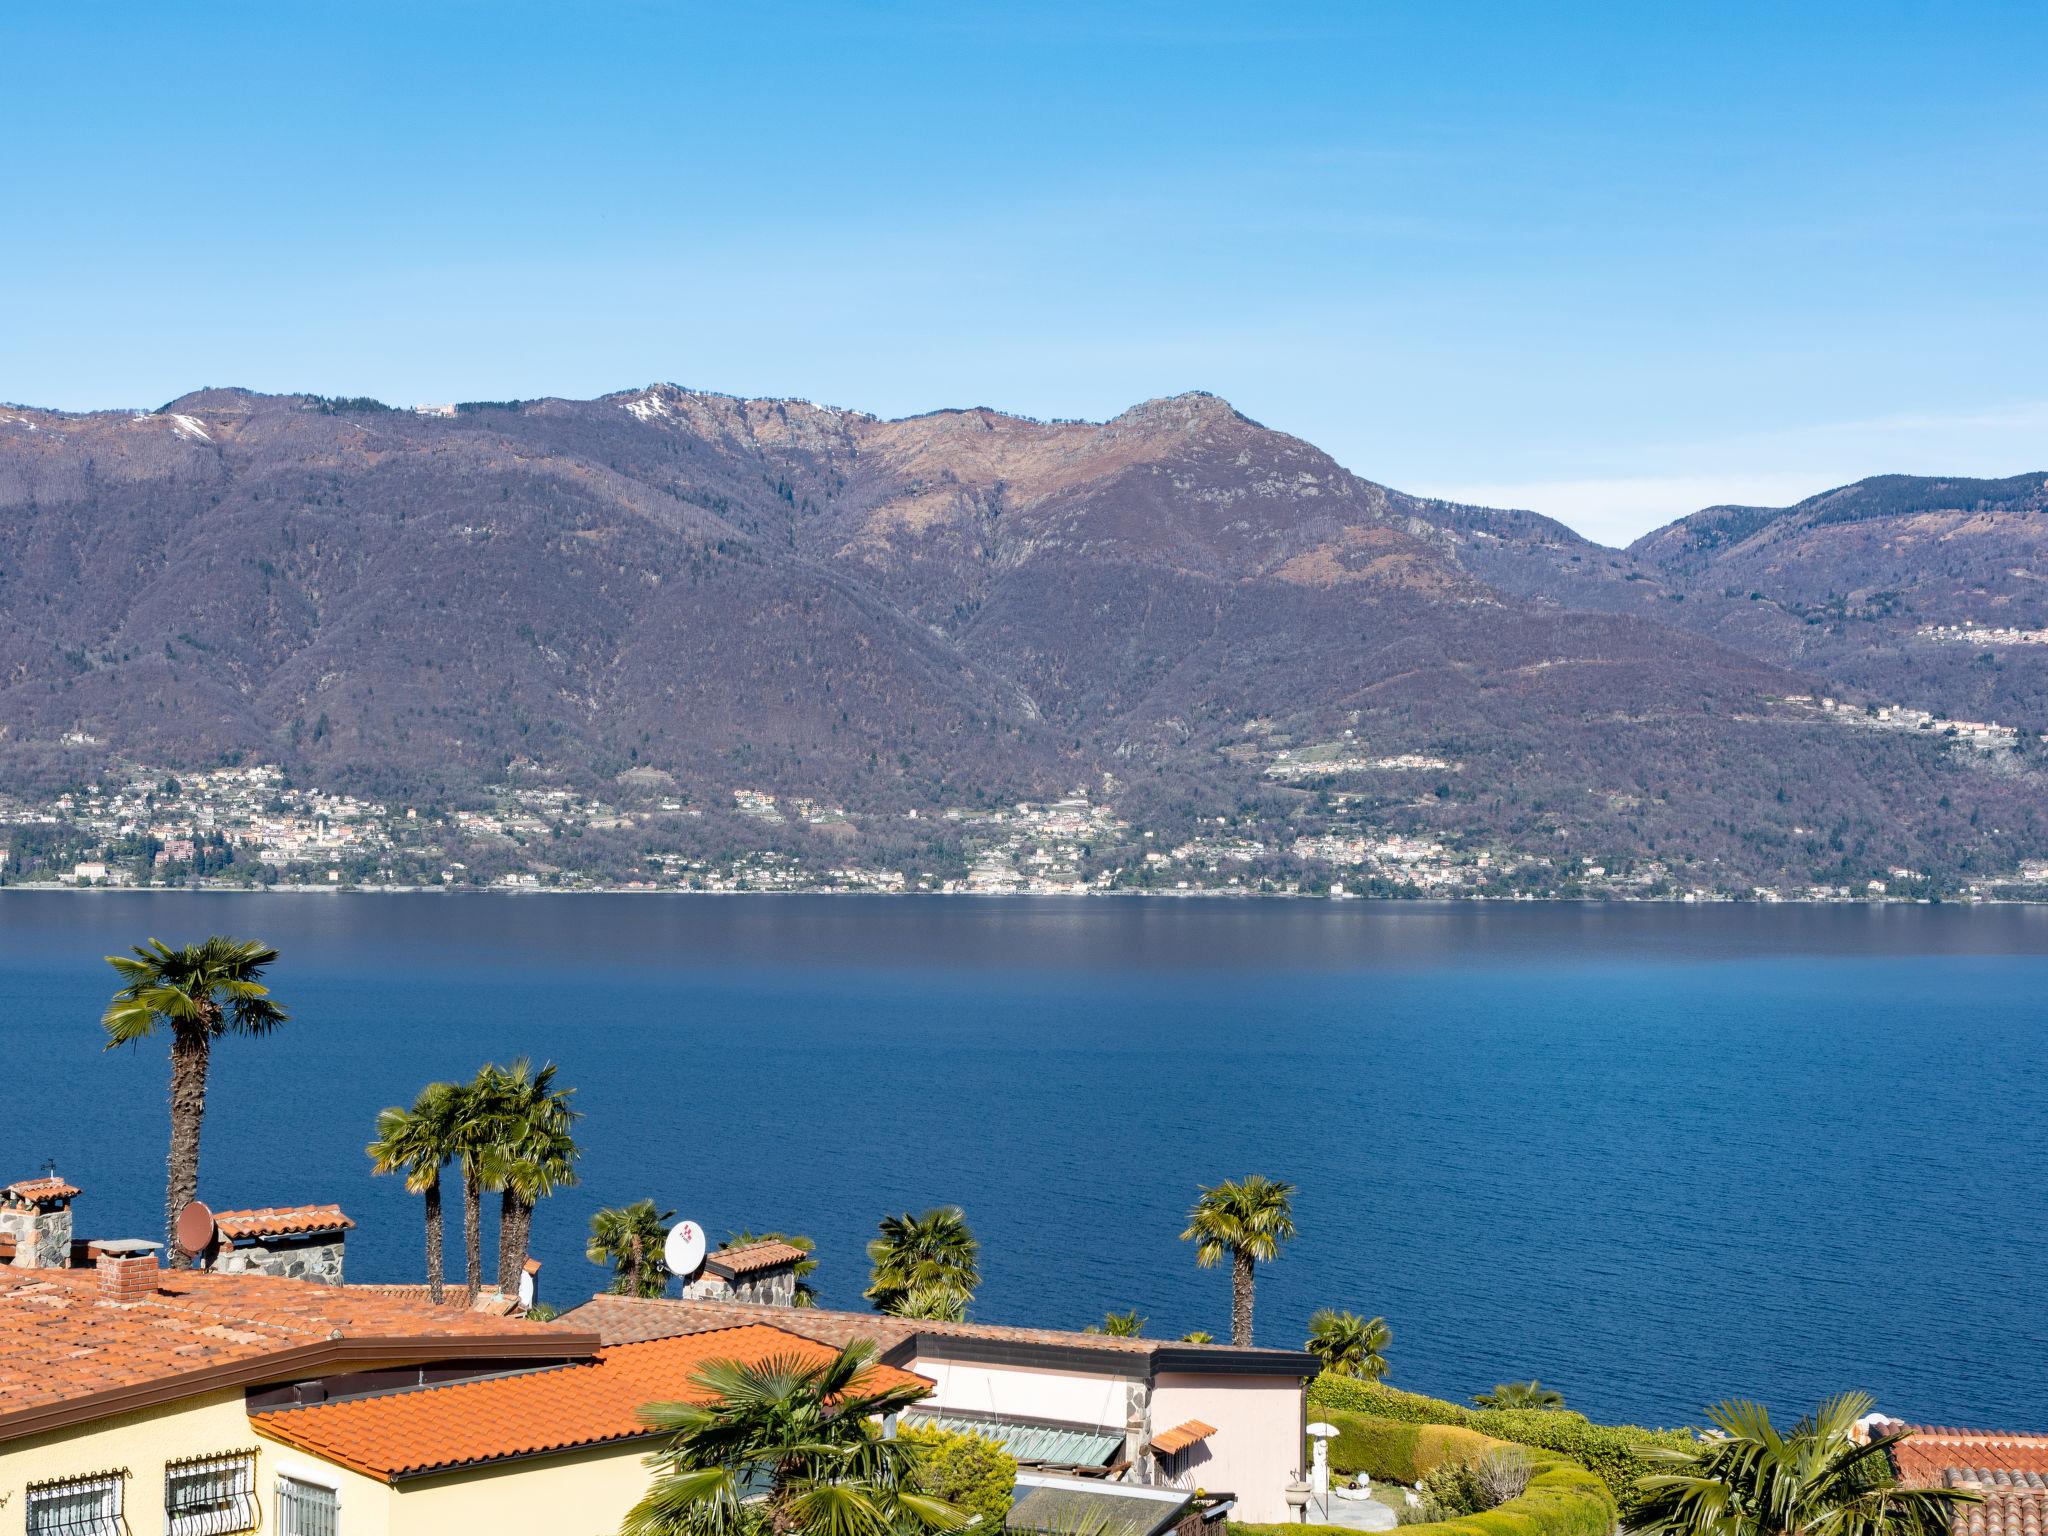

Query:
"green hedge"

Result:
[[1231, 1413, 1614, 1536], [1309, 1375, 1694, 1515]]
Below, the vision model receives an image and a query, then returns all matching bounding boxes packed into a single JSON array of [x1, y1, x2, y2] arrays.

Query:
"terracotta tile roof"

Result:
[[3, 1177, 80, 1205], [251, 1323, 933, 1482], [555, 1296, 1319, 1372], [214, 1204, 355, 1241], [1955, 1488, 2048, 1536], [1151, 1419, 1217, 1456], [708, 1240, 808, 1276], [1890, 1426, 2048, 1488], [344, 1284, 522, 1316], [0, 1266, 591, 1442]]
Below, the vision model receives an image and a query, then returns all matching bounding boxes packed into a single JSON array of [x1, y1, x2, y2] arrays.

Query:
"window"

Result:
[[25, 1470, 125, 1536], [276, 1474, 340, 1536], [166, 1451, 259, 1535]]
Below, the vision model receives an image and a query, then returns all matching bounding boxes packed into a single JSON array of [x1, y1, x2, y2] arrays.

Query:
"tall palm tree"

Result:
[[726, 1230, 820, 1307], [1474, 1380, 1564, 1411], [1633, 1393, 1978, 1536], [590, 1199, 675, 1298], [102, 936, 289, 1265], [1306, 1309, 1391, 1379], [865, 1207, 979, 1316], [623, 1339, 961, 1536], [366, 1081, 461, 1303], [485, 1059, 580, 1294], [1180, 1174, 1296, 1346]]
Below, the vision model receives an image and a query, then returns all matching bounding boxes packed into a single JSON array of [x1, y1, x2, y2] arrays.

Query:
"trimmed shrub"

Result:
[[1309, 1374, 1695, 1515], [1234, 1412, 1614, 1536], [899, 1423, 1018, 1529]]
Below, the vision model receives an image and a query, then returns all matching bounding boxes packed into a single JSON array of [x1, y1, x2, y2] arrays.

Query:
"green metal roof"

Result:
[[1006, 1474, 1195, 1536], [903, 1411, 1124, 1467]]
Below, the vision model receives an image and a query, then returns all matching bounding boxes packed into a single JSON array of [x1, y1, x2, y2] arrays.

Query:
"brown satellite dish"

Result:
[[175, 1200, 217, 1258]]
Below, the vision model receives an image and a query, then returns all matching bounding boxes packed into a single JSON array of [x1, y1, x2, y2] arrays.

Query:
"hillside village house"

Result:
[[560, 1295, 1319, 1524], [2, 1174, 1315, 1535]]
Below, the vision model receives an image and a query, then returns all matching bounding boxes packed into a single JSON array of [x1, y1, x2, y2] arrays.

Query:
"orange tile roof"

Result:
[[1892, 1427, 2048, 1488], [214, 1204, 355, 1240], [251, 1323, 933, 1482], [1957, 1489, 2048, 1536], [1151, 1419, 1217, 1456], [3, 1177, 80, 1205], [343, 1284, 522, 1316], [708, 1240, 809, 1276], [0, 1266, 592, 1443]]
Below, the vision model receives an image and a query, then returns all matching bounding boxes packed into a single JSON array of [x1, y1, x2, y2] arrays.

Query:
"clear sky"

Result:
[[3, 2, 2043, 544]]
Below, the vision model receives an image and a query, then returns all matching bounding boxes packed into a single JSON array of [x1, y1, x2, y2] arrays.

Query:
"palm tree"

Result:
[[1474, 1380, 1564, 1411], [485, 1059, 581, 1294], [590, 1199, 675, 1298], [623, 1339, 961, 1536], [444, 1070, 507, 1301], [1180, 1174, 1296, 1346], [1633, 1393, 1978, 1536], [1181, 1331, 1215, 1344], [726, 1230, 820, 1307], [366, 1081, 461, 1303], [102, 936, 289, 1265], [865, 1207, 979, 1316], [1083, 1309, 1146, 1337], [889, 1283, 967, 1322], [1306, 1310, 1391, 1379]]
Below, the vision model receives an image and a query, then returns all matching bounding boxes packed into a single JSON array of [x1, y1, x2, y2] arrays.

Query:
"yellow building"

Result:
[[0, 1243, 921, 1536]]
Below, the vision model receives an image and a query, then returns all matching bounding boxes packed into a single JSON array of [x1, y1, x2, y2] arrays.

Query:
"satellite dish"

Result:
[[175, 1200, 217, 1260], [517, 1268, 537, 1308], [663, 1219, 706, 1278]]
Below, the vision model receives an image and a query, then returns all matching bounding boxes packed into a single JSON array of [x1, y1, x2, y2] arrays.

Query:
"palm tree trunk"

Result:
[[1231, 1248, 1255, 1346], [423, 1177, 445, 1305], [496, 1190, 534, 1295], [463, 1165, 482, 1302], [628, 1231, 645, 1299], [164, 1025, 212, 1269]]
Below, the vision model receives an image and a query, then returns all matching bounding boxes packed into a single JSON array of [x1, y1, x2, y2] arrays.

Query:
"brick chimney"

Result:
[[95, 1241, 162, 1303], [0, 1170, 79, 1269]]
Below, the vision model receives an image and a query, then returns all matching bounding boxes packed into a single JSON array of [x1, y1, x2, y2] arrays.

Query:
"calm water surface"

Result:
[[3, 894, 2043, 1429]]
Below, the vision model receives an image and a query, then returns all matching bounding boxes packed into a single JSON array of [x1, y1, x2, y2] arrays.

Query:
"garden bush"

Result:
[[898, 1423, 1018, 1528], [1233, 1412, 1614, 1536], [1309, 1374, 1696, 1516]]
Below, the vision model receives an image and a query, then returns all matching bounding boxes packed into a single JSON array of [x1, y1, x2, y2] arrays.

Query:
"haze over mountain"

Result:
[[0, 385, 2041, 891]]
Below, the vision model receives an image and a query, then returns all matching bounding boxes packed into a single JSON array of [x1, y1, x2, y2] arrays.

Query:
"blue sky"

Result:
[[3, 1, 2043, 543]]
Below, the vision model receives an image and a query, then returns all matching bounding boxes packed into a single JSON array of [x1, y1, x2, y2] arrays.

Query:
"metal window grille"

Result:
[[25, 1469, 126, 1536], [276, 1475, 339, 1536], [165, 1451, 258, 1536]]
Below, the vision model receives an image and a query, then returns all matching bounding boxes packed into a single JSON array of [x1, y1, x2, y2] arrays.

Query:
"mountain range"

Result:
[[0, 385, 2042, 893]]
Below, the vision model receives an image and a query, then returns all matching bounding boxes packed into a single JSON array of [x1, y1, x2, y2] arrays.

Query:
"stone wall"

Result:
[[0, 1202, 73, 1269], [212, 1234, 345, 1284]]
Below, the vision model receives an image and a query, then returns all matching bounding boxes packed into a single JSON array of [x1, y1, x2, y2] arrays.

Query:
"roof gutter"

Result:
[[0, 1331, 602, 1446]]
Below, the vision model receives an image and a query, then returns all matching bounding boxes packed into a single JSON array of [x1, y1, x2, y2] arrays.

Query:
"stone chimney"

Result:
[[95, 1241, 162, 1303], [0, 1171, 79, 1269]]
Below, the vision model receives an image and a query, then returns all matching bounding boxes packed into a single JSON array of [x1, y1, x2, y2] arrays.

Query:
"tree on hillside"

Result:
[[1306, 1309, 1390, 1380], [623, 1339, 961, 1536], [102, 936, 289, 1265], [1180, 1174, 1296, 1346], [1474, 1380, 1564, 1411], [866, 1207, 979, 1317], [366, 1080, 461, 1303], [1633, 1393, 1977, 1536], [589, 1199, 675, 1298]]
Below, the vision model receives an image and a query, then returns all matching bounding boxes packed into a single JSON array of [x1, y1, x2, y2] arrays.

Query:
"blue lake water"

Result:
[[3, 893, 2044, 1430]]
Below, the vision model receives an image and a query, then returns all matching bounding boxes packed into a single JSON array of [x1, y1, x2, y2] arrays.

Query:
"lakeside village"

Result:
[[2, 937, 2034, 1536], [6, 691, 2048, 906]]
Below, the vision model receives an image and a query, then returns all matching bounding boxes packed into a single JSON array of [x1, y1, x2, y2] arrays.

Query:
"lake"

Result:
[[3, 892, 2044, 1429]]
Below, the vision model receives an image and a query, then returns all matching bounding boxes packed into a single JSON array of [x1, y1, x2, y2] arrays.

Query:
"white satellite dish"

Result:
[[516, 1268, 537, 1309], [663, 1219, 707, 1278]]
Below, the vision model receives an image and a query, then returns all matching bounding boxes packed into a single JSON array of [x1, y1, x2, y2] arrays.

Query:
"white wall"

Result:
[[1150, 1372, 1305, 1524], [907, 1357, 1131, 1433]]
